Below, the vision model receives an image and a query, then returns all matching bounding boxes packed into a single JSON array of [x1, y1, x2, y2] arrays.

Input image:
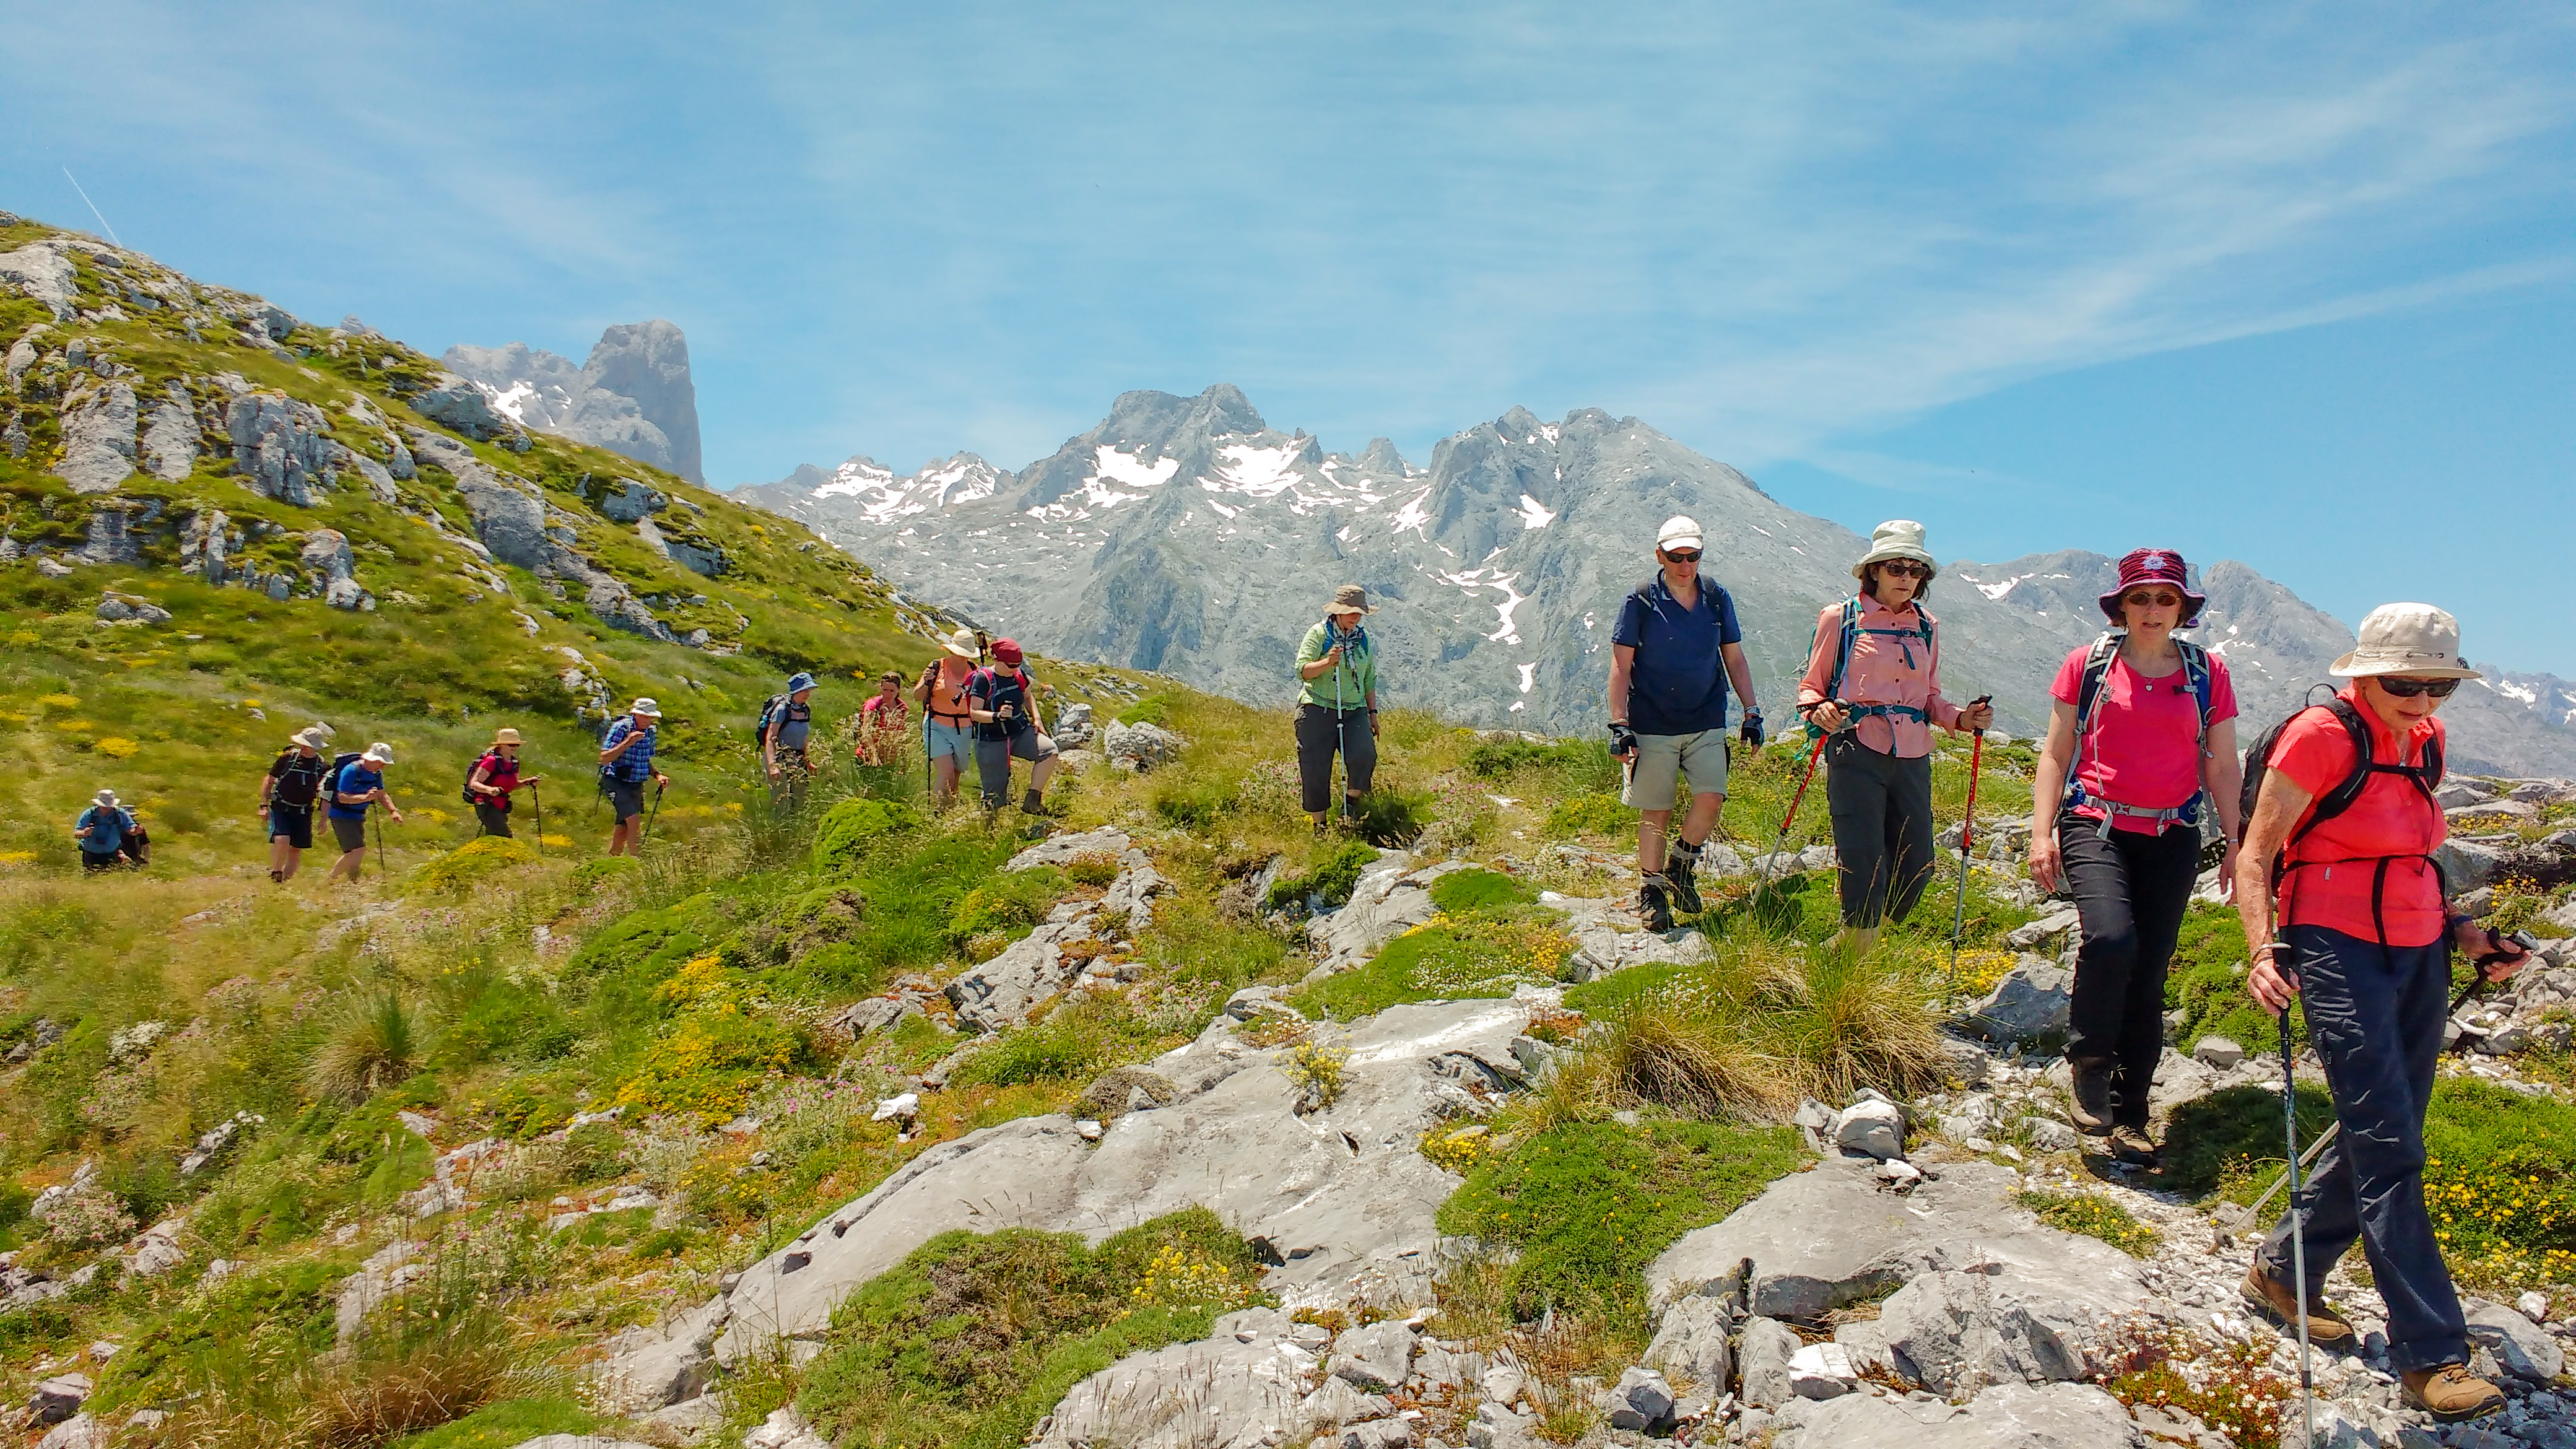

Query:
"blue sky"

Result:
[[6, 4, 2574, 669]]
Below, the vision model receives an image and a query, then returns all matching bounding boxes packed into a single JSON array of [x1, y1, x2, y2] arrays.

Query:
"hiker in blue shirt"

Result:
[[762, 672, 820, 815], [324, 742, 403, 884], [1608, 515, 1767, 931], [599, 698, 668, 856], [74, 788, 141, 872]]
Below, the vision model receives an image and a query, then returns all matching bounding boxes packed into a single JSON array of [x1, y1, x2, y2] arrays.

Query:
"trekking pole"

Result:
[[642, 780, 664, 848], [2279, 1004, 2317, 1449], [529, 782, 543, 857], [1946, 698, 1993, 974], [1751, 721, 1828, 903], [373, 811, 387, 881]]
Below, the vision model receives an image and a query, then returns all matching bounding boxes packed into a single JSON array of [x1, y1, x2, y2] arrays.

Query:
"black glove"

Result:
[[1739, 710, 1765, 749], [1609, 722, 1638, 758]]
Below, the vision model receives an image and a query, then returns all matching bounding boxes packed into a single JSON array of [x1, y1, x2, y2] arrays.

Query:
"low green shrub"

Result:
[[1543, 792, 1637, 840], [406, 835, 537, 894], [389, 1396, 597, 1449], [2158, 1083, 2338, 1200], [1115, 695, 1174, 726], [799, 1208, 1268, 1449], [1290, 906, 1570, 1021], [812, 797, 920, 872], [1263, 839, 1377, 912], [1428, 867, 1535, 914]]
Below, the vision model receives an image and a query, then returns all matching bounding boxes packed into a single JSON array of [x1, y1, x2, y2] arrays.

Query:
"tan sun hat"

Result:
[[2329, 603, 2481, 681], [1852, 520, 1937, 582], [94, 788, 120, 808], [629, 698, 664, 718], [939, 627, 980, 659], [1326, 583, 1376, 615], [361, 742, 394, 765], [289, 726, 328, 751], [492, 728, 523, 746]]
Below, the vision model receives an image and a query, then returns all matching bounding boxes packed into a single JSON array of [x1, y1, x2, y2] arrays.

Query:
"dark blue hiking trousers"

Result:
[[2256, 924, 2469, 1373]]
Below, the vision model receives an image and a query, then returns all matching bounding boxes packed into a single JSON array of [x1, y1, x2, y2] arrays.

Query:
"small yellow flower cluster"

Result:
[[1419, 1126, 1495, 1175], [1128, 1244, 1254, 1312], [1948, 947, 2016, 996], [655, 954, 732, 1009], [90, 736, 139, 759], [2423, 1156, 2576, 1287]]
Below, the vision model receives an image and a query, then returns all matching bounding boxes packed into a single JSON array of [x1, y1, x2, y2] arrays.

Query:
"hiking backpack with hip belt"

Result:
[[2239, 692, 2447, 944], [1821, 596, 1938, 726], [2062, 631, 2216, 837]]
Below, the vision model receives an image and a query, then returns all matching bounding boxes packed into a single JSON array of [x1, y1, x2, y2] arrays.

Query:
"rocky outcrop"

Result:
[[139, 380, 198, 481], [0, 241, 79, 318], [714, 996, 1531, 1363], [1765, 1380, 2144, 1448], [227, 391, 339, 506], [298, 529, 373, 611], [407, 427, 676, 643], [54, 379, 137, 493], [407, 372, 508, 439], [1308, 855, 1470, 975], [443, 320, 704, 482]]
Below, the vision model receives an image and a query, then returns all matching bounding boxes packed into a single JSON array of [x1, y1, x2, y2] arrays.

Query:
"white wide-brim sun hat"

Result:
[[1853, 520, 1937, 581], [2329, 603, 2481, 681]]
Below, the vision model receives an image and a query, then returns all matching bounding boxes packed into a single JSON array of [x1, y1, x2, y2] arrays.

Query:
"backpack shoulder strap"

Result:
[[2177, 640, 2216, 739], [1827, 598, 1861, 700], [2063, 634, 2122, 798], [2293, 698, 2380, 843]]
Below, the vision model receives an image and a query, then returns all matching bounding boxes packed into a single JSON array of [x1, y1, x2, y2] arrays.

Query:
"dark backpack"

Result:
[[269, 751, 328, 807], [2240, 690, 2447, 941], [326, 751, 365, 804], [749, 694, 789, 747], [461, 751, 510, 807]]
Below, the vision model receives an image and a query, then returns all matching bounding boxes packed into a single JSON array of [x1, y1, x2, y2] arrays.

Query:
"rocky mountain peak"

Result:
[[442, 320, 703, 484]]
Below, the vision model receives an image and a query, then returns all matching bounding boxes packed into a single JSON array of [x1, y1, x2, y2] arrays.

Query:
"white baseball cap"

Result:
[[1657, 516, 1705, 552]]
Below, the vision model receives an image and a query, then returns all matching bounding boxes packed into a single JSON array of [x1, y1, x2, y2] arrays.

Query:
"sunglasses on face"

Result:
[[2123, 591, 2183, 609], [1876, 560, 1930, 578], [1663, 550, 1702, 564], [2377, 676, 2460, 699]]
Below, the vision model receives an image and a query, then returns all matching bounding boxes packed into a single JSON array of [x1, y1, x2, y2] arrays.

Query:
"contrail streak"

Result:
[[62, 168, 121, 247]]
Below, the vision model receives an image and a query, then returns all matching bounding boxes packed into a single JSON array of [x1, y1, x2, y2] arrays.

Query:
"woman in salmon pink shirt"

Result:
[[2029, 549, 2244, 1165], [1798, 521, 1994, 959]]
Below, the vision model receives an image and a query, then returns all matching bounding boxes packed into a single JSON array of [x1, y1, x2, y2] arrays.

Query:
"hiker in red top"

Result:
[[2234, 603, 2529, 1427], [2030, 549, 2243, 1165], [855, 670, 910, 767], [466, 728, 538, 838]]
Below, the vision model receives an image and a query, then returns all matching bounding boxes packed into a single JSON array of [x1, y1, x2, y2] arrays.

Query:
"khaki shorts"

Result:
[[1621, 728, 1730, 808]]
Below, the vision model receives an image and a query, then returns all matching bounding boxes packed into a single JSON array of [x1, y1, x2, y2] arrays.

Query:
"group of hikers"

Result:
[[59, 513, 2530, 1424]]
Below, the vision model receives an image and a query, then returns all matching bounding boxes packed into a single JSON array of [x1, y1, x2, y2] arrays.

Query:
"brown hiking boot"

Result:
[[2239, 1263, 2357, 1349], [2068, 1057, 2115, 1134], [2400, 1362, 2506, 1423], [2107, 1122, 2160, 1166]]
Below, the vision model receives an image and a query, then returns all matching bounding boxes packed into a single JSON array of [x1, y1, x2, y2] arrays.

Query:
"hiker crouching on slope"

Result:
[[466, 728, 539, 838], [1798, 521, 1993, 959], [967, 638, 1058, 815], [74, 789, 142, 872], [2030, 549, 2242, 1165], [599, 699, 668, 857], [1294, 585, 1382, 833], [915, 629, 980, 809], [762, 671, 820, 814], [261, 726, 333, 881], [326, 743, 402, 884], [1608, 516, 1766, 931], [2234, 603, 2526, 1427]]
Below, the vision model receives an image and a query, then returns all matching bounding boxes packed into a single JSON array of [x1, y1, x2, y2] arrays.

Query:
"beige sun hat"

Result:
[[492, 728, 523, 746], [1853, 520, 1937, 582], [629, 698, 664, 718], [361, 742, 394, 765], [2329, 603, 2481, 681], [939, 627, 980, 659], [289, 726, 328, 751], [1326, 583, 1377, 615], [94, 788, 120, 807]]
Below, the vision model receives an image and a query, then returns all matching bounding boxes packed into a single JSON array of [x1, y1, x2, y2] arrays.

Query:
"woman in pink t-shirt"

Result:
[[2027, 548, 2244, 1165]]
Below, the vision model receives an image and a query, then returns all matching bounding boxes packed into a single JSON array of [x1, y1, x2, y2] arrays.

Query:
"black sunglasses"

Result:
[[2376, 676, 2460, 699], [1663, 549, 1703, 563], [1876, 560, 1931, 578]]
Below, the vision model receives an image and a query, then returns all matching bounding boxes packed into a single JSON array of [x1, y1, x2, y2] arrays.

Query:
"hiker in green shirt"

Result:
[[1293, 584, 1382, 832]]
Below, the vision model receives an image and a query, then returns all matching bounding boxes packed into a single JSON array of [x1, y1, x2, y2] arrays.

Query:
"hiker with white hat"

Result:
[[599, 699, 668, 856], [761, 671, 822, 814], [325, 742, 403, 883], [1608, 516, 1765, 930], [2231, 602, 2526, 1427], [466, 728, 540, 838], [1798, 521, 1994, 957], [74, 788, 141, 873], [913, 628, 981, 809], [1294, 584, 1383, 831], [2030, 547, 2243, 1164], [259, 725, 333, 882]]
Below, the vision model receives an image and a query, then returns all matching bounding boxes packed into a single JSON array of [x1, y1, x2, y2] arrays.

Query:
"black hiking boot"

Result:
[[2068, 1057, 2115, 1135], [1665, 838, 1705, 915], [1020, 790, 1053, 817], [1638, 874, 1675, 932]]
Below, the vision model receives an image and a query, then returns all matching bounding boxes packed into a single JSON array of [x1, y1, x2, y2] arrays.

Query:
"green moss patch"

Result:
[[2016, 1188, 2160, 1258]]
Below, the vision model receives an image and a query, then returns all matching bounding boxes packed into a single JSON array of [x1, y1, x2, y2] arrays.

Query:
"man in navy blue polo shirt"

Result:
[[1609, 515, 1764, 929]]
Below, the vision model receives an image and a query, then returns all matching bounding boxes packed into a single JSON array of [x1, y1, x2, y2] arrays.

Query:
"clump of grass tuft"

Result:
[[2016, 1188, 2160, 1258], [307, 993, 427, 1105]]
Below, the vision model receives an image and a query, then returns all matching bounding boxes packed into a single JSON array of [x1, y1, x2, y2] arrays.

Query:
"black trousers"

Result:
[[475, 803, 513, 837], [1295, 705, 1376, 815], [2256, 925, 2469, 1373], [1824, 736, 1935, 929], [2059, 807, 2200, 1126]]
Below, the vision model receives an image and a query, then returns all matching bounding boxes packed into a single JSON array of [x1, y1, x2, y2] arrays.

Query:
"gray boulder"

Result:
[[0, 242, 78, 318], [1033, 1331, 1317, 1449], [594, 477, 666, 521], [139, 380, 198, 481], [1874, 1230, 2165, 1396], [409, 372, 508, 439], [2191, 1035, 2244, 1069], [54, 380, 137, 494], [2462, 1295, 2564, 1382], [1053, 701, 1096, 748], [1738, 1315, 1803, 1410], [1007, 827, 1138, 871], [1959, 957, 2073, 1048], [1604, 1366, 1674, 1430], [34, 1413, 105, 1449], [1835, 1098, 1907, 1160], [1310, 858, 1469, 974], [1104, 719, 1186, 768], [227, 391, 337, 507], [946, 915, 1100, 1032], [591, 1295, 728, 1412], [1331, 1320, 1416, 1393], [1767, 1380, 2143, 1449], [2434, 837, 2505, 894], [27, 1373, 91, 1425], [1641, 1294, 1733, 1395]]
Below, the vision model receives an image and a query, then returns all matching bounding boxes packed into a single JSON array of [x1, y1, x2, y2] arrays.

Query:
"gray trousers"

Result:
[[1824, 735, 1936, 929]]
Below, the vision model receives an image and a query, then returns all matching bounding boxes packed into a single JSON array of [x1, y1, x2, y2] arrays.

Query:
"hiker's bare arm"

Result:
[[1721, 642, 1757, 716], [2027, 699, 2082, 893], [2202, 718, 2243, 902], [2238, 767, 2312, 1006], [1608, 644, 1635, 725]]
